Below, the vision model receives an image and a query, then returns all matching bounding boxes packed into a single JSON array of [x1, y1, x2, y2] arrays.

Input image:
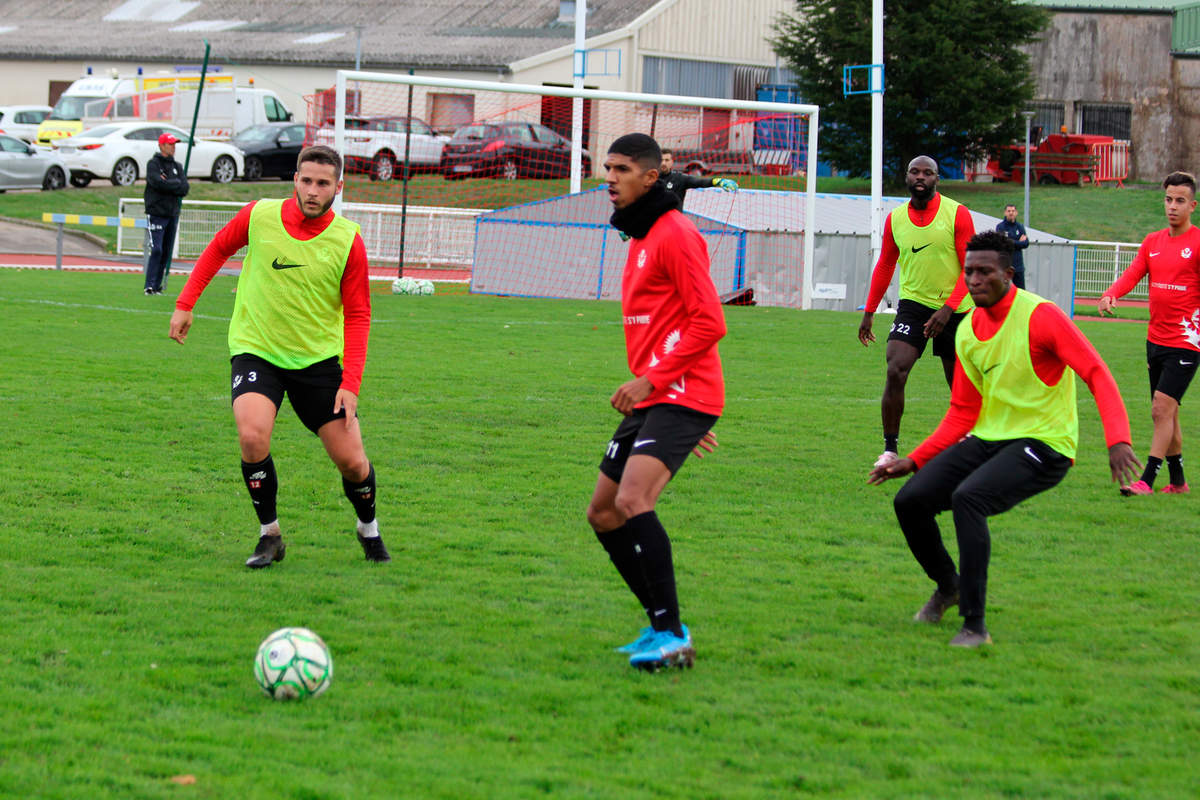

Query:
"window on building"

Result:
[[1078, 102, 1131, 141], [643, 56, 733, 99], [1027, 101, 1065, 143], [428, 93, 474, 136]]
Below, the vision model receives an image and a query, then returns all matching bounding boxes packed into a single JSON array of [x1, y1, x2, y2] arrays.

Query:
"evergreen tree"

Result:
[[773, 0, 1047, 179]]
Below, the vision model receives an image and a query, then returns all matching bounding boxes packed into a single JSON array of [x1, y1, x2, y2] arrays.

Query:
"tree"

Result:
[[772, 0, 1048, 180]]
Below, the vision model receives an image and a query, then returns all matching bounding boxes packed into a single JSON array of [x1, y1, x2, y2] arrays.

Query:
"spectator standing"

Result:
[[995, 204, 1030, 289], [143, 133, 189, 295]]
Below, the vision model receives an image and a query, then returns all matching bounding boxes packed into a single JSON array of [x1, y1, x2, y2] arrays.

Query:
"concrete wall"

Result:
[[1024, 12, 1176, 180]]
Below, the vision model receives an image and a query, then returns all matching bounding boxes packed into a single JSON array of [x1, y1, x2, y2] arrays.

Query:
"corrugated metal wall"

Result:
[[637, 0, 793, 64]]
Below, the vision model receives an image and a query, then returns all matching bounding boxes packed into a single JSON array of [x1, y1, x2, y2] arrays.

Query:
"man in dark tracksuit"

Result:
[[659, 148, 738, 204], [994, 204, 1030, 289], [143, 132, 189, 295]]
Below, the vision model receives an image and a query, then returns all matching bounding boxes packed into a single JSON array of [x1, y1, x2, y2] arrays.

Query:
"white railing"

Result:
[[115, 198, 1145, 296], [117, 198, 487, 269], [1072, 239, 1143, 299]]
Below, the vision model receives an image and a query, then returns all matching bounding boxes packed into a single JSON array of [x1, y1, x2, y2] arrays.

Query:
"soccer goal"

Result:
[[310, 70, 819, 308]]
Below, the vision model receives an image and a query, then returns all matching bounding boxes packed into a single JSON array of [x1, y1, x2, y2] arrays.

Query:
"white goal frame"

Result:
[[332, 70, 821, 308]]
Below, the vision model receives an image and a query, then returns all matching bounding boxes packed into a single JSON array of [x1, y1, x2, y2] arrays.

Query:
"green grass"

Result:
[[1, 270, 1197, 799], [0, 173, 1165, 254]]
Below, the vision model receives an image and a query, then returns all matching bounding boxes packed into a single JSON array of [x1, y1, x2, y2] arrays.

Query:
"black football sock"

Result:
[[342, 463, 377, 524], [241, 456, 278, 526], [595, 524, 653, 617], [1167, 453, 1185, 486], [884, 434, 899, 453], [1140, 456, 1163, 488], [963, 615, 987, 634], [626, 511, 684, 638]]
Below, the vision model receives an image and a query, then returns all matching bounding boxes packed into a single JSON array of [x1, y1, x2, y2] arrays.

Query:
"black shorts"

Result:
[[230, 353, 347, 434], [1146, 341, 1200, 404], [599, 404, 719, 482], [887, 299, 965, 359]]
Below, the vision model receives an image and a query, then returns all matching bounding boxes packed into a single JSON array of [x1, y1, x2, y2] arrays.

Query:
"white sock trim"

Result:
[[260, 520, 281, 537], [356, 519, 379, 538]]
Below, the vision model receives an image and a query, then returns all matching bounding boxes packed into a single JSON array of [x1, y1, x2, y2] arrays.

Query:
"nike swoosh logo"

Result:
[[1181, 361, 1194, 366], [983, 364, 1000, 374], [1023, 446, 1042, 463], [271, 258, 306, 270], [912, 244, 932, 253], [633, 439, 656, 449], [1150, 252, 1160, 257]]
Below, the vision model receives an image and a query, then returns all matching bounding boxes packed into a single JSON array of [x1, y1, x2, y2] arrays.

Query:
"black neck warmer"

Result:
[[610, 181, 681, 240]]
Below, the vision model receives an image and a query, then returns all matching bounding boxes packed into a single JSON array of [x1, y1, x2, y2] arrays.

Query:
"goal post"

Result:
[[320, 69, 820, 308]]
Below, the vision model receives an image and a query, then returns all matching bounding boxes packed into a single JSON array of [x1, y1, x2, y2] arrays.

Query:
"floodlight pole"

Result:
[[569, 0, 586, 194], [869, 0, 883, 296], [1022, 110, 1035, 228]]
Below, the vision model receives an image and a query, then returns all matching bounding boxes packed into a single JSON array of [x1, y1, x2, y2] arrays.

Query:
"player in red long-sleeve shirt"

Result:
[[167, 145, 390, 568], [1099, 171, 1200, 495], [586, 133, 726, 672], [858, 156, 975, 470], [869, 232, 1140, 647]]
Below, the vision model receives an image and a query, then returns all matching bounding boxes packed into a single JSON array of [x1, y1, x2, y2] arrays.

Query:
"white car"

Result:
[[314, 115, 448, 181], [0, 134, 68, 191], [0, 105, 52, 144], [54, 122, 243, 187]]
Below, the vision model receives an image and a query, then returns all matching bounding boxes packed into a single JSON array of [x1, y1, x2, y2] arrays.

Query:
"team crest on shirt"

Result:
[[647, 329, 686, 393], [1184, 247, 1193, 259], [1180, 309, 1200, 349], [637, 249, 647, 269]]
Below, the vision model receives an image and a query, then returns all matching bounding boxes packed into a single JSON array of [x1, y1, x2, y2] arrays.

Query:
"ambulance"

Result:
[[37, 71, 293, 145]]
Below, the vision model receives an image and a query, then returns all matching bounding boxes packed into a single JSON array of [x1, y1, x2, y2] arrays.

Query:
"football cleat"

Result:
[[245, 535, 286, 569], [357, 532, 391, 562], [1120, 480, 1154, 496], [949, 627, 993, 648], [616, 626, 655, 654], [629, 629, 695, 671], [618, 624, 688, 654], [873, 450, 900, 469], [914, 589, 959, 623], [1160, 482, 1189, 494]]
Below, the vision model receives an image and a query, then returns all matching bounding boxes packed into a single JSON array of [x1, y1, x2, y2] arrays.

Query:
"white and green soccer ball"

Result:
[[391, 277, 435, 296], [253, 627, 333, 701]]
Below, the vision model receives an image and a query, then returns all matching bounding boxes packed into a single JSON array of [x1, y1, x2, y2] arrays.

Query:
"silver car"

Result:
[[0, 134, 68, 191]]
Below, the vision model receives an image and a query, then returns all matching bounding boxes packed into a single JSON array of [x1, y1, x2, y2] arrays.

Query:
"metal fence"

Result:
[[115, 198, 1144, 297], [1072, 239, 1144, 299], [117, 198, 485, 269]]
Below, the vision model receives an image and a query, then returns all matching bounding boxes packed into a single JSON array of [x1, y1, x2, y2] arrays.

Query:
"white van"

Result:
[[168, 84, 294, 140], [37, 77, 140, 144], [37, 73, 293, 144]]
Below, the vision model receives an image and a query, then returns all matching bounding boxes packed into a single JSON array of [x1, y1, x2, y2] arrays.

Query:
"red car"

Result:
[[442, 121, 591, 180]]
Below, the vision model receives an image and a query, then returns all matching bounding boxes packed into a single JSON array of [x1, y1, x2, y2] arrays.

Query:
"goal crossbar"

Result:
[[332, 69, 821, 309]]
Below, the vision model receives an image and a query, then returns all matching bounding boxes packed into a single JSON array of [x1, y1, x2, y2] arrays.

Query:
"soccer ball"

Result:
[[253, 627, 333, 701], [391, 276, 435, 296]]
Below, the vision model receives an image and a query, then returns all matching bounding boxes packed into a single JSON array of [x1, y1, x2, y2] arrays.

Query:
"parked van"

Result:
[[36, 72, 293, 145], [36, 76, 141, 144], [161, 82, 294, 140]]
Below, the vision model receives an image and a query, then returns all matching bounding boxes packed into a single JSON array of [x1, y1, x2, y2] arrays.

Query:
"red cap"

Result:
[[158, 133, 179, 145]]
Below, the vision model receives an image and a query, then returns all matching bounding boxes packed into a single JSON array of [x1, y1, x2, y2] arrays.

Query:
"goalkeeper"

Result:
[[660, 148, 738, 204]]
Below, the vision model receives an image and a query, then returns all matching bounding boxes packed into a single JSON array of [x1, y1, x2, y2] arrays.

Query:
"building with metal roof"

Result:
[[1019, 0, 1200, 179], [0, 0, 798, 125]]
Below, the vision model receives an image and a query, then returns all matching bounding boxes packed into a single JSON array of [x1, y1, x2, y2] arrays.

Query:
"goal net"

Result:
[[306, 71, 819, 308]]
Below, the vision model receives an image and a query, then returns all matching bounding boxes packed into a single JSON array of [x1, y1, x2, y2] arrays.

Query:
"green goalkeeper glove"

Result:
[[713, 177, 738, 192]]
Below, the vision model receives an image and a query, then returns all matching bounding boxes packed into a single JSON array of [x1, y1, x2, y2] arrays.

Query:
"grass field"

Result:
[[1, 270, 1197, 799], [0, 172, 1165, 254]]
